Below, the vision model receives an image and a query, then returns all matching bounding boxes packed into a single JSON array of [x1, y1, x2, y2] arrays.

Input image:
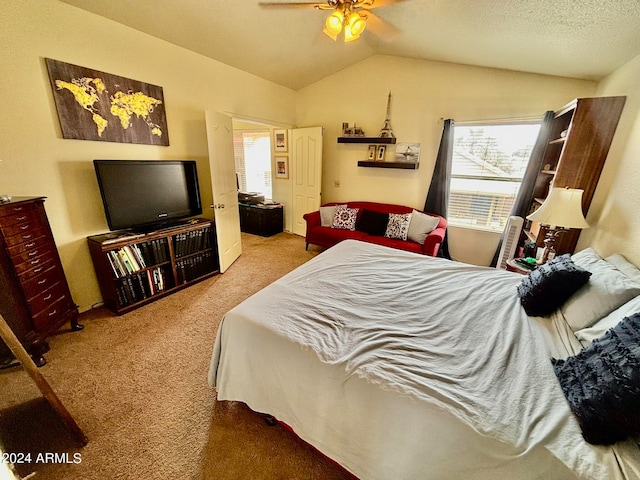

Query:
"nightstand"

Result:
[[506, 258, 536, 275]]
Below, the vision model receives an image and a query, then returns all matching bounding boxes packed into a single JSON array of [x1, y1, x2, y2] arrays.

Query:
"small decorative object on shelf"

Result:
[[394, 143, 421, 164], [341, 122, 365, 137], [376, 145, 386, 161], [378, 91, 395, 138], [367, 145, 376, 160]]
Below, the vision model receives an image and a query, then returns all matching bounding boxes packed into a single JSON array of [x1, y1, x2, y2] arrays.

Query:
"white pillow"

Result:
[[575, 294, 640, 347], [571, 247, 602, 268], [384, 212, 412, 240], [331, 205, 358, 230], [561, 255, 640, 331], [407, 210, 439, 244], [605, 253, 640, 285], [319, 205, 339, 226]]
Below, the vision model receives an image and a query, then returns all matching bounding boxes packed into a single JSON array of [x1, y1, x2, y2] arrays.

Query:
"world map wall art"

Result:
[[45, 58, 169, 146]]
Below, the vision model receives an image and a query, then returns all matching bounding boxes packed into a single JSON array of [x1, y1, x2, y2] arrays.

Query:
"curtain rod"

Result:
[[439, 115, 543, 126]]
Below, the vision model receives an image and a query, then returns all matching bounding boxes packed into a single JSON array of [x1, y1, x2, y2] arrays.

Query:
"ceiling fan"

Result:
[[258, 0, 404, 43]]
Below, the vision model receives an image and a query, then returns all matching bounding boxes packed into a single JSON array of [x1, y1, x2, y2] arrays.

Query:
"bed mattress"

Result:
[[209, 240, 640, 479]]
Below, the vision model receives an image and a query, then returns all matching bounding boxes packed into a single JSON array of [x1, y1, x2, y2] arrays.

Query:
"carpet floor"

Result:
[[0, 233, 355, 479]]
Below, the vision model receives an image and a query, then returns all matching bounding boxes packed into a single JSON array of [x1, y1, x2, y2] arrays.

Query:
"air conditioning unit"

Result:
[[497, 216, 524, 269]]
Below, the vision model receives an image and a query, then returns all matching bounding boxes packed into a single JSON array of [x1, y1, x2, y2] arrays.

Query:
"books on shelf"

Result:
[[106, 239, 169, 278], [176, 250, 217, 285], [104, 228, 216, 307], [173, 226, 213, 258], [115, 266, 170, 307]]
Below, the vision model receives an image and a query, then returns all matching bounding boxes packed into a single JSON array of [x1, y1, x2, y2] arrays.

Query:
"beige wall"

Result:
[[2, 1, 636, 313], [576, 54, 640, 265], [0, 0, 296, 311], [296, 55, 597, 264]]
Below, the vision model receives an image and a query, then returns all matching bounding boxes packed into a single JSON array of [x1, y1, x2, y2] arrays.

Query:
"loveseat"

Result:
[[303, 201, 447, 256]]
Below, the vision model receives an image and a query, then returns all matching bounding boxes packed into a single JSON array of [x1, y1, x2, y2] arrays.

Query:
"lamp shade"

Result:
[[346, 12, 366, 36], [325, 10, 344, 35], [527, 187, 589, 229]]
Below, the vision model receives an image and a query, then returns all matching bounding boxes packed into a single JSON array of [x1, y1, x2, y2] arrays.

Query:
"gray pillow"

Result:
[[407, 210, 439, 244], [319, 205, 339, 226], [563, 254, 640, 331]]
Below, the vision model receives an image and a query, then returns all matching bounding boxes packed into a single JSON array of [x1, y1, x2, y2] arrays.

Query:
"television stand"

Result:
[[88, 218, 219, 314]]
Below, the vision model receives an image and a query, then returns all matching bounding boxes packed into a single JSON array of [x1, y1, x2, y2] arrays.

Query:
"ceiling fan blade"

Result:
[[364, 10, 400, 41], [258, 2, 326, 8], [364, 0, 406, 8]]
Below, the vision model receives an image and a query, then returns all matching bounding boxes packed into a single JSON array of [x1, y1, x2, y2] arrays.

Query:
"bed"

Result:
[[208, 240, 640, 480]]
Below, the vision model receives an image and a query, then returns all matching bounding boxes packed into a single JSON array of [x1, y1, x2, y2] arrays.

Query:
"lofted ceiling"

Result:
[[60, 0, 640, 90]]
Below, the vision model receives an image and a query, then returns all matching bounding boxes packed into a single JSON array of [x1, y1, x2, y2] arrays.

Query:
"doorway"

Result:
[[233, 130, 273, 199]]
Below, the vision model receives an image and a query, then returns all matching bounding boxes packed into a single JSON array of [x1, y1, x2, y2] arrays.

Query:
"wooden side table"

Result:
[[506, 258, 536, 275]]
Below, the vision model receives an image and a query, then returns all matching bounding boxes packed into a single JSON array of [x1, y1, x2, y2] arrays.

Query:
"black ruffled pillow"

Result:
[[552, 313, 640, 445], [517, 254, 591, 317], [356, 209, 389, 236]]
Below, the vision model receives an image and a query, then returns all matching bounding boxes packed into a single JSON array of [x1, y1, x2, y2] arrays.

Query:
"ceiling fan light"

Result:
[[325, 10, 344, 35], [343, 24, 361, 42], [346, 11, 366, 36], [323, 27, 339, 41]]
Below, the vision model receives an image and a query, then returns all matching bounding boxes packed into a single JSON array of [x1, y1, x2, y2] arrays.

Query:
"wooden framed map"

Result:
[[45, 58, 169, 146]]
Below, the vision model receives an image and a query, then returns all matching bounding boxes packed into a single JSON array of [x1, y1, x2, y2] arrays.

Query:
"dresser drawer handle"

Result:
[[33, 267, 43, 274], [48, 309, 57, 317], [44, 294, 52, 301], [23, 234, 32, 240], [30, 259, 40, 265], [13, 207, 23, 212], [28, 250, 38, 257], [17, 216, 27, 221], [20, 225, 29, 230], [25, 242, 36, 248], [38, 279, 47, 285]]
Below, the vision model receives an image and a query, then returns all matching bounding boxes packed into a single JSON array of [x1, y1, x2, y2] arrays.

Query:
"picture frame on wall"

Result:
[[376, 145, 386, 161], [367, 145, 376, 160], [274, 129, 288, 152], [275, 156, 289, 179]]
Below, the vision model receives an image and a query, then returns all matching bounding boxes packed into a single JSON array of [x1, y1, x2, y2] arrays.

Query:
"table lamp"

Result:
[[526, 187, 589, 264]]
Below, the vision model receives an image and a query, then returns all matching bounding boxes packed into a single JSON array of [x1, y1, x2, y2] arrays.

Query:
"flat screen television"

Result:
[[94, 159, 202, 232]]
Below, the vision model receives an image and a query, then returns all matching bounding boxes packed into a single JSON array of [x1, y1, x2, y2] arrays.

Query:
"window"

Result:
[[233, 130, 272, 199], [449, 123, 541, 231]]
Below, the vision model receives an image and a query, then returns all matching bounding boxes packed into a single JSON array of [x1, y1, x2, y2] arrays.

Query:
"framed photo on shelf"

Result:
[[367, 145, 376, 160], [275, 156, 289, 179], [274, 129, 288, 152], [394, 143, 421, 163], [376, 145, 386, 161]]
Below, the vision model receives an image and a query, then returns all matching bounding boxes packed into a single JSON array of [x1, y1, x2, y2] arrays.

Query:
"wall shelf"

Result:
[[337, 137, 396, 144], [357, 161, 419, 169]]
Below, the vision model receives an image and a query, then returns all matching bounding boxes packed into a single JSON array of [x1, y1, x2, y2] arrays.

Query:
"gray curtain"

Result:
[[424, 119, 454, 259], [490, 110, 555, 266]]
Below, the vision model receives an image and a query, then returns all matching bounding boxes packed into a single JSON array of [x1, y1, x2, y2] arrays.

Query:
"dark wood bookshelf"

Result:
[[87, 218, 219, 315], [357, 161, 419, 169], [521, 96, 626, 256], [337, 137, 397, 144]]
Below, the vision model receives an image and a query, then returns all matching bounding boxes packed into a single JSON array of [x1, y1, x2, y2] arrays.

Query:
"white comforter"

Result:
[[209, 240, 640, 480]]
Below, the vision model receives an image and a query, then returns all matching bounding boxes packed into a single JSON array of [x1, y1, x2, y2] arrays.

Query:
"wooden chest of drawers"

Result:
[[0, 197, 80, 366]]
